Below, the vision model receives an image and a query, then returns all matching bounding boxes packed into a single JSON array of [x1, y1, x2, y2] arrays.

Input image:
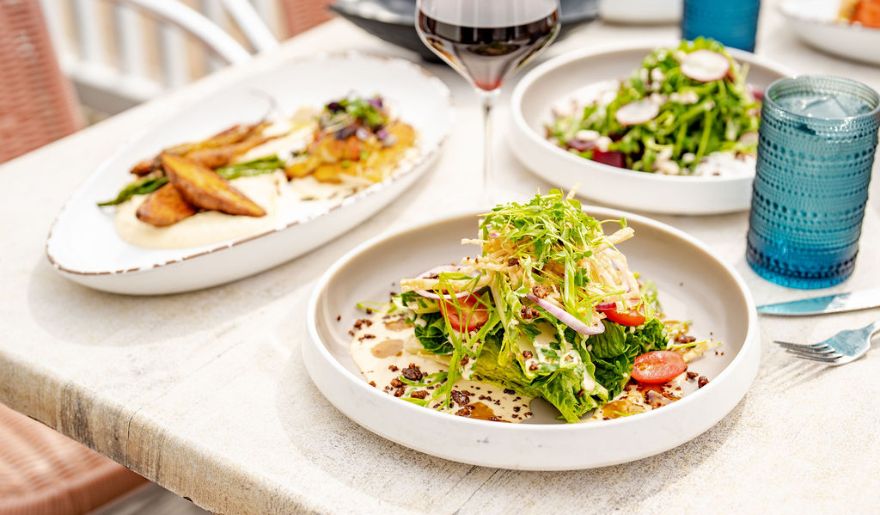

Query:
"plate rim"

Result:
[[509, 40, 795, 186], [306, 205, 760, 433], [45, 51, 454, 277]]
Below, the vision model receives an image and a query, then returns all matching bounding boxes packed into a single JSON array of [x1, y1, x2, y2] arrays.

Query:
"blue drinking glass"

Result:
[[746, 76, 880, 289], [682, 0, 761, 52]]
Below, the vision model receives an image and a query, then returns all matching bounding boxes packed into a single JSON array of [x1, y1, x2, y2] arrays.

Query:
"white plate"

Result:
[[305, 207, 760, 470], [509, 43, 792, 215], [46, 53, 452, 295], [599, 0, 682, 24], [781, 0, 880, 65]]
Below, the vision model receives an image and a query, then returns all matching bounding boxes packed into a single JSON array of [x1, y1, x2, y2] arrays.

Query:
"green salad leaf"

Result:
[[413, 311, 453, 355]]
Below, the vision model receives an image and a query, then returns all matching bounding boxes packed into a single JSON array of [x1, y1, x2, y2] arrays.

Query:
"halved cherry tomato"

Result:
[[596, 303, 646, 326], [440, 294, 489, 332], [631, 351, 687, 385]]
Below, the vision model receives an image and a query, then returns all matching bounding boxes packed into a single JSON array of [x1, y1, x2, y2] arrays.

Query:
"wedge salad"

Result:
[[350, 191, 718, 423], [548, 39, 761, 177]]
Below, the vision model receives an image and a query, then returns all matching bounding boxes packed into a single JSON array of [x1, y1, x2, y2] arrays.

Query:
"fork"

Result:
[[774, 320, 880, 365]]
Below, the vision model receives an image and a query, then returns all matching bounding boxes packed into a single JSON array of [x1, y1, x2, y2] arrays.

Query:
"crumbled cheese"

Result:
[[575, 129, 600, 142], [650, 68, 665, 83], [670, 91, 699, 104]]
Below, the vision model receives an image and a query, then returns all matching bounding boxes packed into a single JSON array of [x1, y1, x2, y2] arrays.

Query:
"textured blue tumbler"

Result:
[[746, 76, 880, 289], [682, 0, 761, 52]]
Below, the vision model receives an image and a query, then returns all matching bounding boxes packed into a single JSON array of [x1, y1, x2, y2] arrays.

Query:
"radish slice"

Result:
[[526, 294, 605, 336], [414, 265, 473, 300], [615, 99, 660, 126], [681, 50, 730, 82]]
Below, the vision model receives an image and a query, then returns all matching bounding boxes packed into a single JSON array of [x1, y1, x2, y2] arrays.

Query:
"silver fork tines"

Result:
[[773, 320, 880, 366]]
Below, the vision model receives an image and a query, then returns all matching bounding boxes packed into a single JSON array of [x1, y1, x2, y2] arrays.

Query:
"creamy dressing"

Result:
[[350, 312, 717, 423], [350, 312, 533, 423]]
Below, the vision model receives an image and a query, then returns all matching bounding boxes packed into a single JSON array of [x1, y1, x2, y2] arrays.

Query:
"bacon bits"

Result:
[[401, 363, 424, 381]]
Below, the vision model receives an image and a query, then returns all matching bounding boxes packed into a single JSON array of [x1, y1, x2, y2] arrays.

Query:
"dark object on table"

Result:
[[329, 0, 598, 62]]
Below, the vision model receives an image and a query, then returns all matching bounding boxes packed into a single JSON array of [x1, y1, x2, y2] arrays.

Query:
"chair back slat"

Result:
[[157, 23, 189, 88], [72, 0, 104, 63], [113, 4, 146, 78]]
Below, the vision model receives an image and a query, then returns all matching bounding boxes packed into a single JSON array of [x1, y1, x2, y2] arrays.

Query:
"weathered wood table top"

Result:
[[2, 4, 880, 513]]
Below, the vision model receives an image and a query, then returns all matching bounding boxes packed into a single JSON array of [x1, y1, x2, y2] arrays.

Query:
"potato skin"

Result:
[[136, 184, 197, 227], [160, 153, 265, 217]]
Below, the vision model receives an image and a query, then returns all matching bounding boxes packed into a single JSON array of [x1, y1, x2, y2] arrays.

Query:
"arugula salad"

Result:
[[547, 39, 761, 177], [350, 191, 718, 423]]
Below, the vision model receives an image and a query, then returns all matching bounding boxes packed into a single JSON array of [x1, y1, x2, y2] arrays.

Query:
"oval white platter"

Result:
[[780, 0, 880, 66], [510, 43, 792, 215], [46, 53, 452, 295], [305, 207, 760, 470]]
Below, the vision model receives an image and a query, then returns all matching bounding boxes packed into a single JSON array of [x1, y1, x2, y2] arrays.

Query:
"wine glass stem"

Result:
[[480, 90, 499, 201]]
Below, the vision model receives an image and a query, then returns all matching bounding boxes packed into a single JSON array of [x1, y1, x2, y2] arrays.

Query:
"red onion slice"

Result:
[[526, 294, 605, 336], [615, 99, 660, 126], [681, 50, 730, 83], [413, 265, 474, 300]]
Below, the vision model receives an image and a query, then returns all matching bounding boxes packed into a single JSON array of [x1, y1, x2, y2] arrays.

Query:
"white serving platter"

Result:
[[780, 0, 880, 66], [509, 42, 792, 215], [46, 52, 453, 295], [305, 207, 760, 470]]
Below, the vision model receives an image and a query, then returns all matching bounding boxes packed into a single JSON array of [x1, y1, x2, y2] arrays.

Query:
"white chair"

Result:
[[39, 0, 282, 115]]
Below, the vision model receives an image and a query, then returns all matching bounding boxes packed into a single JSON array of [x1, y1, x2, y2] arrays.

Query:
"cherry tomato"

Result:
[[441, 294, 489, 332], [631, 351, 687, 385], [595, 303, 646, 326]]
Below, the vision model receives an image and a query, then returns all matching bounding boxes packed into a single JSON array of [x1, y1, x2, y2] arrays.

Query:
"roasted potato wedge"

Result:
[[135, 184, 197, 227], [161, 154, 266, 217]]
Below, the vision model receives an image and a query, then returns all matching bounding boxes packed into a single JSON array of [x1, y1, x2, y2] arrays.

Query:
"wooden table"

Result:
[[2, 3, 880, 513]]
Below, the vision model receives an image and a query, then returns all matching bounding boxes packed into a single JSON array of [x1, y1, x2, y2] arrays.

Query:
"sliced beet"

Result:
[[592, 150, 625, 168]]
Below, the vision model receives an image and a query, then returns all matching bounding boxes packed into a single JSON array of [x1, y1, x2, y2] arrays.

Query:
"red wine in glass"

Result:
[[416, 2, 560, 91], [415, 0, 560, 202]]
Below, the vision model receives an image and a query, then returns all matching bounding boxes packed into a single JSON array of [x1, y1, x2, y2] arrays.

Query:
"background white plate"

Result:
[[509, 43, 792, 215], [46, 53, 452, 295], [599, 0, 682, 24], [305, 208, 760, 470], [780, 0, 880, 65]]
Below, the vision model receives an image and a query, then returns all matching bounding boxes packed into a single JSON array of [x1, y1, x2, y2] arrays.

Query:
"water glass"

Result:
[[682, 0, 761, 52], [746, 76, 880, 289]]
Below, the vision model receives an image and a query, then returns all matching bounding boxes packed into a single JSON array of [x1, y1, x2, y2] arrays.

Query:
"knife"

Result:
[[757, 288, 880, 316]]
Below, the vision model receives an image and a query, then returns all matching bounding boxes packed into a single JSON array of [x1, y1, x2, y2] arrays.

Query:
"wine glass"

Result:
[[415, 0, 561, 202]]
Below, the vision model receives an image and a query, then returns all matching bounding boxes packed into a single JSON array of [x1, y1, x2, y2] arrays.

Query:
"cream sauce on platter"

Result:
[[115, 155, 417, 250]]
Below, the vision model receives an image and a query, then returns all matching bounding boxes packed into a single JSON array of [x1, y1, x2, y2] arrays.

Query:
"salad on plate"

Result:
[[547, 39, 761, 178], [350, 191, 719, 423]]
